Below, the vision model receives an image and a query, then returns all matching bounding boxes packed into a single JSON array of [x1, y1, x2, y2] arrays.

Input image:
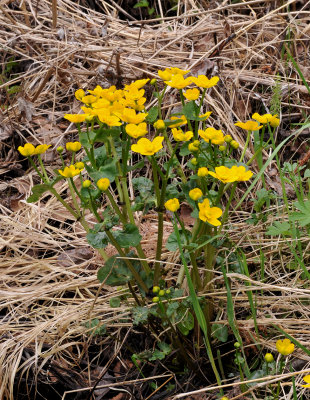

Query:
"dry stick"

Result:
[[31, 67, 54, 102], [189, 0, 298, 71], [52, 0, 57, 29], [129, 0, 285, 24], [172, 369, 310, 399]]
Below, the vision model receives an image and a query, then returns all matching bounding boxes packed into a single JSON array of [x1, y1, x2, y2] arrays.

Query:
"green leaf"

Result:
[[95, 128, 121, 142], [145, 106, 158, 123], [87, 230, 108, 248], [166, 229, 190, 251], [79, 131, 96, 149], [179, 142, 191, 156], [290, 199, 310, 227], [89, 159, 118, 182], [132, 306, 149, 325], [177, 310, 194, 335], [27, 184, 51, 203], [113, 224, 142, 248], [166, 302, 179, 317], [84, 318, 106, 335], [110, 297, 121, 308], [132, 177, 154, 197], [265, 221, 291, 236], [182, 101, 197, 120], [97, 255, 133, 286], [211, 323, 228, 342]]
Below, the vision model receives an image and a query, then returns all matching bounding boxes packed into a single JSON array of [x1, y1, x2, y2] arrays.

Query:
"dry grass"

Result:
[[0, 0, 310, 399]]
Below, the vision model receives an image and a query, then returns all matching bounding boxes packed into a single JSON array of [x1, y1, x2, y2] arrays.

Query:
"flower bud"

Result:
[[166, 289, 171, 294], [83, 180, 92, 188], [197, 167, 208, 177], [264, 353, 274, 363], [191, 158, 198, 165], [152, 286, 160, 293], [158, 290, 165, 297], [150, 78, 157, 85], [75, 161, 85, 170], [154, 119, 165, 131], [234, 342, 241, 349], [57, 146, 64, 153], [189, 188, 203, 201], [152, 296, 159, 303], [219, 145, 226, 152], [188, 143, 199, 153], [97, 178, 110, 191], [224, 135, 232, 143], [231, 140, 239, 149]]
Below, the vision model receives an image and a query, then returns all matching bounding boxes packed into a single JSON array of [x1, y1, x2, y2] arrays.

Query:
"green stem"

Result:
[[219, 182, 238, 233], [104, 229, 148, 292], [37, 155, 50, 183], [28, 157, 46, 182], [172, 215, 222, 392], [49, 187, 79, 219], [67, 179, 81, 216], [179, 89, 193, 132], [239, 130, 251, 163]]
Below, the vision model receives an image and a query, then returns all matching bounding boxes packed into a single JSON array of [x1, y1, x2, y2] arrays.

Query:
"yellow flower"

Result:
[[58, 165, 83, 178], [131, 136, 164, 156], [119, 108, 148, 124], [199, 111, 212, 121], [97, 109, 122, 126], [64, 114, 87, 123], [125, 122, 148, 139], [301, 375, 310, 388], [164, 198, 180, 212], [199, 127, 225, 145], [208, 166, 236, 183], [191, 158, 198, 165], [154, 119, 165, 130], [169, 115, 187, 128], [252, 113, 280, 127], [172, 128, 193, 142], [191, 75, 219, 89], [75, 161, 85, 170], [75, 89, 85, 101], [164, 74, 192, 89], [158, 67, 190, 81], [276, 338, 295, 356], [230, 166, 253, 181], [81, 95, 97, 105], [183, 88, 200, 100], [198, 198, 222, 226], [34, 144, 51, 154], [234, 120, 262, 131], [189, 188, 203, 201], [97, 178, 110, 191], [66, 142, 82, 152], [18, 143, 36, 156], [197, 167, 209, 177], [125, 78, 150, 90]]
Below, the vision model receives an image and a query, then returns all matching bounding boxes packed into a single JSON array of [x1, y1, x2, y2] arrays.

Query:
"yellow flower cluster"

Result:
[[234, 120, 262, 131], [158, 67, 219, 91], [208, 166, 253, 183], [65, 79, 150, 128], [252, 113, 280, 127], [18, 143, 51, 157], [164, 198, 180, 212]]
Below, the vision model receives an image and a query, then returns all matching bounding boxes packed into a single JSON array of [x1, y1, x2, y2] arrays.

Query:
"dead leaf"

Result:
[[57, 247, 93, 267], [17, 97, 35, 121]]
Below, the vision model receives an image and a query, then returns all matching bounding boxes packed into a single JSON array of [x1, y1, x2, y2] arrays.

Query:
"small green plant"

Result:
[[19, 67, 286, 389]]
